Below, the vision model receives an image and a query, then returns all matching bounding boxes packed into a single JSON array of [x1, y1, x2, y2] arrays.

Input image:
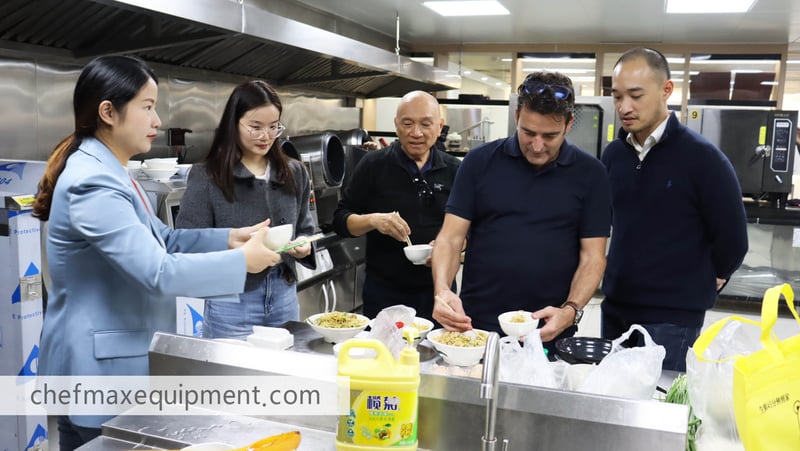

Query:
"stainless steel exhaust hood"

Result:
[[0, 0, 458, 97]]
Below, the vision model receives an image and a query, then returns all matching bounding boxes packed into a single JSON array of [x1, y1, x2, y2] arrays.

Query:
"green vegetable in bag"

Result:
[[663, 374, 701, 451]]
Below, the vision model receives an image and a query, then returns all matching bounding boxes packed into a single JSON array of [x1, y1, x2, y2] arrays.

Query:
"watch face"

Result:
[[574, 310, 584, 325]]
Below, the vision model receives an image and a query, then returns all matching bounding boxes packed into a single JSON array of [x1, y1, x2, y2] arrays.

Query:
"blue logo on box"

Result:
[[19, 345, 39, 376], [188, 304, 204, 337], [0, 162, 26, 178], [0, 162, 26, 186], [26, 423, 47, 450]]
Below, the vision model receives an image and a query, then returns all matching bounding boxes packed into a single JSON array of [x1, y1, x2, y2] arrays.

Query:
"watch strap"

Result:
[[560, 301, 583, 325]]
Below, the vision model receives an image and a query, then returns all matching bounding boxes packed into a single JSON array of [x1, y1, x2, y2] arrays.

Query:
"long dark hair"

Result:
[[205, 80, 294, 202], [33, 55, 158, 221]]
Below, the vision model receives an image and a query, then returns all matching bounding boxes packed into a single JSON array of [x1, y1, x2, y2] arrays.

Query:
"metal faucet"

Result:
[[480, 332, 508, 451]]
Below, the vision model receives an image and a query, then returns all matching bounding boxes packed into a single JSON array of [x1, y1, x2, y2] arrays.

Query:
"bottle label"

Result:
[[337, 389, 418, 447]]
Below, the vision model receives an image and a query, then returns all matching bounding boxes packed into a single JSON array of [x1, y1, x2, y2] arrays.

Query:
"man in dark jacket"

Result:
[[332, 91, 460, 321], [601, 47, 749, 371]]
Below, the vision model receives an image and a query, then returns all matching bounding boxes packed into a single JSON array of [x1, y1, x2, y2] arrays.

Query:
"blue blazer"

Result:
[[38, 138, 247, 427]]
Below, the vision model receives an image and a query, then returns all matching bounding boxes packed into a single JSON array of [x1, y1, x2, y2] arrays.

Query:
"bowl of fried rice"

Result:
[[498, 310, 538, 337], [306, 311, 370, 343], [427, 328, 489, 366]]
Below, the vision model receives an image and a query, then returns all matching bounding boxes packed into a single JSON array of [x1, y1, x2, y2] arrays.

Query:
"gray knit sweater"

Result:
[[176, 160, 316, 291]]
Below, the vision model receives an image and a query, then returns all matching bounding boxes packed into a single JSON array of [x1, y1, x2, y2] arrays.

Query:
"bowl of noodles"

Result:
[[498, 310, 537, 337], [306, 311, 370, 343], [427, 328, 489, 366], [409, 317, 434, 340]]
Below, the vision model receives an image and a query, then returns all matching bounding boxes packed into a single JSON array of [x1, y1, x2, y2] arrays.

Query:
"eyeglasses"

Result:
[[520, 80, 573, 100], [240, 122, 286, 139], [412, 176, 433, 201]]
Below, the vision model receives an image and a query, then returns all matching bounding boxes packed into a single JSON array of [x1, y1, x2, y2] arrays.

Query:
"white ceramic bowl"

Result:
[[427, 328, 489, 366], [306, 312, 370, 343], [498, 310, 538, 337], [403, 244, 432, 265], [409, 317, 434, 340], [141, 167, 177, 181], [143, 157, 178, 170], [176, 163, 192, 177], [127, 160, 143, 177], [262, 224, 294, 251]]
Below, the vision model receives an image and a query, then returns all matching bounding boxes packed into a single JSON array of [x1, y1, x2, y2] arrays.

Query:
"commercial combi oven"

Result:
[[687, 108, 798, 208]]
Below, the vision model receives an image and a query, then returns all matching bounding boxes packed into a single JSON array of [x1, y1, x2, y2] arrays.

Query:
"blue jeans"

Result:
[[601, 309, 701, 372], [203, 267, 299, 339], [56, 416, 101, 451]]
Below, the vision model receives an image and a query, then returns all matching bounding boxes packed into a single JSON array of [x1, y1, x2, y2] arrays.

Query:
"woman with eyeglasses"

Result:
[[176, 80, 316, 338]]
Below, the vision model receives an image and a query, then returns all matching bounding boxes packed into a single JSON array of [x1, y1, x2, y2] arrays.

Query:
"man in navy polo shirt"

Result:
[[432, 71, 611, 352]]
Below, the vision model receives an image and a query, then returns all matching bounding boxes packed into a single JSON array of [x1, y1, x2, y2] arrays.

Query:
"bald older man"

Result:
[[333, 91, 461, 321]]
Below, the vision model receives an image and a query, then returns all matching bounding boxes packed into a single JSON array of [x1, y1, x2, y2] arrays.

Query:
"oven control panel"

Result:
[[770, 118, 793, 173]]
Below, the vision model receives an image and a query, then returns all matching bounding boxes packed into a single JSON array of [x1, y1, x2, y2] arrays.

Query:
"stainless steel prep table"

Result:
[[80, 323, 688, 450]]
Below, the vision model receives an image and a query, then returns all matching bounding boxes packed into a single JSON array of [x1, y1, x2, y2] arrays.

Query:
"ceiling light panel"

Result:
[[665, 0, 757, 14], [423, 1, 510, 17]]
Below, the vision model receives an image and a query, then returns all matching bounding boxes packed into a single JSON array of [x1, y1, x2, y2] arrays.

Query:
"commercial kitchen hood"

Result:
[[0, 0, 459, 98]]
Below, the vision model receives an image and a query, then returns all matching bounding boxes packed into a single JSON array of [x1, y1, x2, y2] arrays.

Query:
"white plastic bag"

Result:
[[578, 324, 666, 399], [499, 329, 568, 389], [686, 318, 760, 449], [367, 305, 416, 359]]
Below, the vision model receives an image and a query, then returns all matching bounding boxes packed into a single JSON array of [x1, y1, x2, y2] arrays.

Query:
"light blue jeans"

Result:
[[203, 267, 299, 339]]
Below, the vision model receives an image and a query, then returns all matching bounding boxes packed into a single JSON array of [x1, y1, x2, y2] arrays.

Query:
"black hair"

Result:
[[516, 71, 575, 123], [34, 55, 158, 221], [205, 80, 293, 202], [615, 47, 671, 81]]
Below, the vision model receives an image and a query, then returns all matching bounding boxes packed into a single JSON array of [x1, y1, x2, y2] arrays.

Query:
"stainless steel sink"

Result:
[[142, 328, 688, 451]]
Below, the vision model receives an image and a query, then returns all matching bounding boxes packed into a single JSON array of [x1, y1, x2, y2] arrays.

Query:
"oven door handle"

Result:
[[321, 281, 330, 313], [329, 279, 338, 312]]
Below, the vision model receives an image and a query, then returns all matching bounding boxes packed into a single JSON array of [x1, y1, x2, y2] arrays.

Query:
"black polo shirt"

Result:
[[447, 134, 611, 333], [333, 142, 461, 290]]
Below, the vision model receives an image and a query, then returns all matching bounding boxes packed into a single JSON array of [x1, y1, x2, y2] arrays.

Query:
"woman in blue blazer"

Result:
[[32, 55, 281, 450]]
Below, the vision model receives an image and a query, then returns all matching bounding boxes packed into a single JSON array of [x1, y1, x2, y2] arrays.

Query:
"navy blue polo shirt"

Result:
[[446, 134, 611, 333]]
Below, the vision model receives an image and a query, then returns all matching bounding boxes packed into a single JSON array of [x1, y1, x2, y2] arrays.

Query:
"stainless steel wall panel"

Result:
[[0, 59, 36, 160], [281, 95, 359, 137], [35, 62, 81, 160], [0, 54, 360, 162], [160, 77, 224, 163]]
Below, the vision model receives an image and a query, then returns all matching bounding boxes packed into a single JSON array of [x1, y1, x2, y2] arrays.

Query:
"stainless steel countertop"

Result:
[[79, 325, 687, 450]]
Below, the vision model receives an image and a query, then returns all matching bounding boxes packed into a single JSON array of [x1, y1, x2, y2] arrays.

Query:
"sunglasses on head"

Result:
[[521, 80, 573, 100]]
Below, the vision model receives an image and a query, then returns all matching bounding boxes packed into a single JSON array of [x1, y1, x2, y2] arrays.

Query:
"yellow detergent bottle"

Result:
[[336, 328, 420, 450]]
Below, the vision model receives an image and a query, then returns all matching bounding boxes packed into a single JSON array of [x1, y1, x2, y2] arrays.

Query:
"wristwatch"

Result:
[[561, 301, 584, 326]]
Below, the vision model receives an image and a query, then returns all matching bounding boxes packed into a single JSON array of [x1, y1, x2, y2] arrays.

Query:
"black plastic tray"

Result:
[[555, 336, 613, 364]]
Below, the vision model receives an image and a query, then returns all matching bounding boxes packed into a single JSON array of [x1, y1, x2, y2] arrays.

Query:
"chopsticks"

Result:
[[435, 295, 456, 313], [275, 233, 325, 253]]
